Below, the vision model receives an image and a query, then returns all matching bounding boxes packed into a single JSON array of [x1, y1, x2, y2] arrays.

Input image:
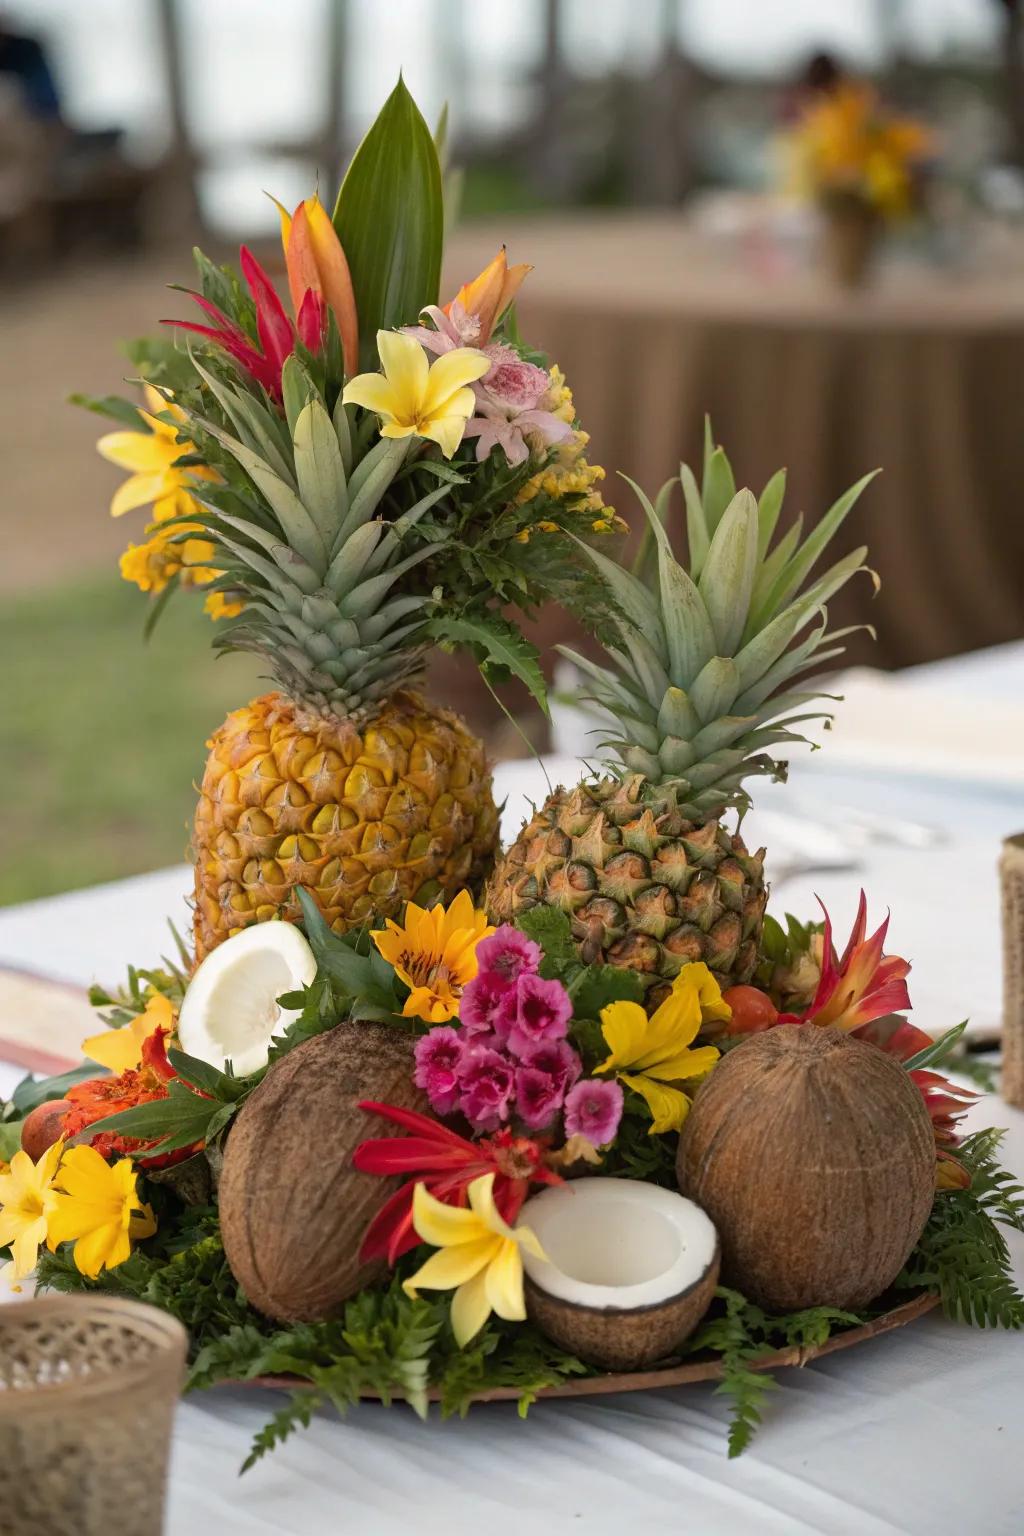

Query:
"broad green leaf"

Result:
[[68, 392, 147, 428], [11, 1064, 99, 1115], [95, 1080, 225, 1153], [426, 613, 550, 717], [333, 78, 444, 371]]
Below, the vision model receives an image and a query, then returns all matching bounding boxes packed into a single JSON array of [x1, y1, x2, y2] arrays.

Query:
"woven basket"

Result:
[[0, 1295, 187, 1536], [1002, 834, 1024, 1108]]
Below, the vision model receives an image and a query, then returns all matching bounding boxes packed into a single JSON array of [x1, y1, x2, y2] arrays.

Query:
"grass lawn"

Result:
[[1, 573, 259, 907]]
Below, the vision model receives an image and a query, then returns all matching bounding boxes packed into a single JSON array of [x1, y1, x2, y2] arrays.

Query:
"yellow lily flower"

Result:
[[403, 1173, 546, 1347], [275, 192, 358, 378], [47, 1145, 156, 1281], [118, 525, 219, 597], [0, 1139, 63, 1288], [342, 331, 490, 459], [596, 963, 724, 1135], [96, 385, 218, 522], [80, 992, 176, 1075], [371, 890, 494, 1024]]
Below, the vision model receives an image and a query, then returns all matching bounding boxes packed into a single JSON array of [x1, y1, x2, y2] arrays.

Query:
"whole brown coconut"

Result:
[[218, 1021, 426, 1323], [676, 1025, 936, 1312], [20, 1100, 72, 1162]]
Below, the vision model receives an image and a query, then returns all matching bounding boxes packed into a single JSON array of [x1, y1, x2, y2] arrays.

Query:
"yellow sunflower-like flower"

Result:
[[403, 1173, 546, 1347], [97, 384, 219, 523], [342, 331, 490, 459], [0, 1140, 63, 1289], [46, 1145, 156, 1281], [371, 891, 494, 1024], [596, 962, 727, 1134]]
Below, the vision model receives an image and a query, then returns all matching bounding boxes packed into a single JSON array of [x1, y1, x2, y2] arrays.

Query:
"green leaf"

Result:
[[11, 1065, 98, 1116], [0, 1120, 23, 1161], [295, 889, 402, 1017], [68, 392, 147, 428], [94, 1080, 227, 1154], [569, 965, 645, 1019], [515, 907, 577, 975], [900, 1021, 968, 1073], [426, 612, 549, 717], [333, 78, 444, 371]]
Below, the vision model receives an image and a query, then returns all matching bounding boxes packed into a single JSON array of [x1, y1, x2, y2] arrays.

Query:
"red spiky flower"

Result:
[[165, 246, 326, 400], [724, 892, 910, 1036], [354, 1101, 562, 1265]]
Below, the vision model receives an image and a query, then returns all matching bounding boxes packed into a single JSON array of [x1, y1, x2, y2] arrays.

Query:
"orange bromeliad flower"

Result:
[[60, 1026, 192, 1169], [724, 892, 910, 1036], [444, 246, 531, 344]]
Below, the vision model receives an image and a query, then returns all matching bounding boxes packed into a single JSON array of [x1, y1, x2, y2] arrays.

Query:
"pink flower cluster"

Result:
[[403, 306, 572, 468], [412, 926, 622, 1146]]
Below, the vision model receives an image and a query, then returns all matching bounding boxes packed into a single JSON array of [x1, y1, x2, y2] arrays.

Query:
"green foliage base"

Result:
[[34, 1124, 1024, 1469]]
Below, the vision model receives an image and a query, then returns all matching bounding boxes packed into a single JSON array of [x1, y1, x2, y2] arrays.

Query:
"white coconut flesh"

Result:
[[176, 922, 317, 1076], [521, 1178, 718, 1312]]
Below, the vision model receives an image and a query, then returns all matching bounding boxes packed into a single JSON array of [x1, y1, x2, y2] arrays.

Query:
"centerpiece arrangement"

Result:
[[784, 81, 934, 286], [2, 80, 1021, 1469]]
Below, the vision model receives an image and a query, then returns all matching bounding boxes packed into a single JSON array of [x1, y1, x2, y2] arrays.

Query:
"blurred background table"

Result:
[[449, 213, 1024, 671]]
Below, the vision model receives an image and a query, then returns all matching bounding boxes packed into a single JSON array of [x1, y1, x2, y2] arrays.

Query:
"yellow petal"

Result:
[[71, 1223, 122, 1280], [418, 413, 471, 460], [109, 473, 172, 519], [10, 1218, 47, 1278], [411, 1181, 483, 1248], [597, 1000, 650, 1072], [619, 1072, 690, 1135], [96, 430, 169, 474], [129, 1203, 158, 1240], [377, 331, 429, 420], [466, 1173, 512, 1238], [421, 348, 490, 415], [450, 1265, 493, 1347], [647, 1044, 721, 1084], [403, 1235, 500, 1296], [340, 372, 399, 421], [81, 1014, 150, 1073], [484, 1237, 527, 1323]]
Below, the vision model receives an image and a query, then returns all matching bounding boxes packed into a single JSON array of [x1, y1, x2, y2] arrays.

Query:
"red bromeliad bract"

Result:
[[354, 1100, 561, 1266], [165, 246, 323, 400]]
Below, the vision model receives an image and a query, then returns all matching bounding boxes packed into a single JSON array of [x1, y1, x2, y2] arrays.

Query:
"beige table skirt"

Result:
[[446, 213, 1024, 672]]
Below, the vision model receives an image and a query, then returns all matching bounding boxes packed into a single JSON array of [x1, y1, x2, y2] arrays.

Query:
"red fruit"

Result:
[[19, 1099, 71, 1162], [722, 985, 779, 1035]]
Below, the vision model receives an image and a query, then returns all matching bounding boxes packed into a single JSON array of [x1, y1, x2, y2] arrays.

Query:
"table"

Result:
[[1, 646, 1023, 1534], [447, 213, 1024, 671]]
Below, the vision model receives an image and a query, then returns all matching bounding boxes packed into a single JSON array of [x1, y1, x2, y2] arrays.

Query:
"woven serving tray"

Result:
[[242, 1290, 939, 1403]]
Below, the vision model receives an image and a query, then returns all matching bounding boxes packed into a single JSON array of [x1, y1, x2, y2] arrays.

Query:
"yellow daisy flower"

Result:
[[371, 890, 494, 1024]]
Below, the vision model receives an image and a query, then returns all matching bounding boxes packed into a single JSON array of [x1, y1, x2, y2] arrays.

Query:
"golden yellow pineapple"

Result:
[[142, 355, 504, 962], [194, 691, 496, 960]]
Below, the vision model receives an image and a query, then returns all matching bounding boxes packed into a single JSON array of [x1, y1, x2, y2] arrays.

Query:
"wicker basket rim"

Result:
[[0, 1294, 187, 1410]]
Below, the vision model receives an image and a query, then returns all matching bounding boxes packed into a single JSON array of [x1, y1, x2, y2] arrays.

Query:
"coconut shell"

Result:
[[218, 1021, 426, 1323], [525, 1245, 720, 1371], [676, 1025, 936, 1312]]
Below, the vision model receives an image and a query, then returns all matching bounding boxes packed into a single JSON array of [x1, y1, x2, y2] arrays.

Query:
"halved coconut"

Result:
[[521, 1178, 719, 1372], [176, 922, 317, 1076]]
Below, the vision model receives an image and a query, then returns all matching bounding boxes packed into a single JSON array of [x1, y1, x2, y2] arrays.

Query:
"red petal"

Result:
[[240, 245, 294, 376], [296, 287, 327, 352], [357, 1101, 474, 1149]]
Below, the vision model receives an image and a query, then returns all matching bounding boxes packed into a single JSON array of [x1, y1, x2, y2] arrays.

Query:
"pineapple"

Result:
[[487, 428, 875, 1004], [183, 359, 499, 962]]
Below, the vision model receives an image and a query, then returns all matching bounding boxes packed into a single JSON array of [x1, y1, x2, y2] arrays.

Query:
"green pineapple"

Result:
[[486, 425, 875, 1004]]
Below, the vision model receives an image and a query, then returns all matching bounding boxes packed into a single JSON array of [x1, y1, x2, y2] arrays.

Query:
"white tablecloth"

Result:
[[1, 644, 1023, 1534]]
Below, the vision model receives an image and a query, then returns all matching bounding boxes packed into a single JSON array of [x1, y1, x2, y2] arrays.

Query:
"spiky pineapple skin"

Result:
[[193, 690, 499, 962], [486, 776, 765, 1005]]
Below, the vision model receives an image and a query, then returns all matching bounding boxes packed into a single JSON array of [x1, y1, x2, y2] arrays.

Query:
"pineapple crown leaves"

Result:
[[152, 358, 464, 716], [559, 428, 878, 817]]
